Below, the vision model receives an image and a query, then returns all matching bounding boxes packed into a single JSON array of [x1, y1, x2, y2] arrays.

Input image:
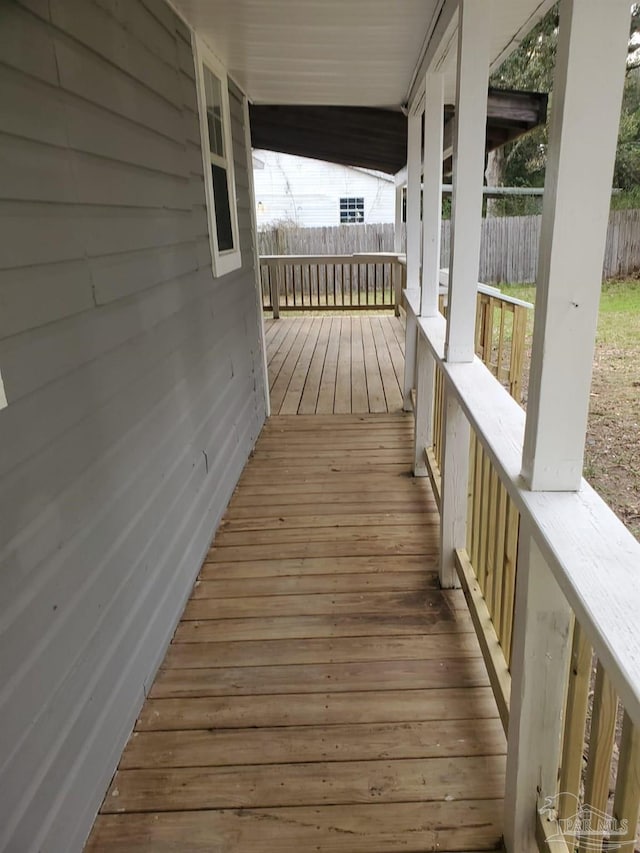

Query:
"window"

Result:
[[193, 37, 241, 276], [340, 197, 365, 224]]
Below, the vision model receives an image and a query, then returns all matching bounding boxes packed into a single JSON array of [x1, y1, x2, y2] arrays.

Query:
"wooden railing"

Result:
[[406, 294, 640, 853], [259, 253, 406, 317], [426, 286, 530, 512]]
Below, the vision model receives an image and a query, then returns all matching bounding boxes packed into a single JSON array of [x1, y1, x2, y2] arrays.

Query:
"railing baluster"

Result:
[[581, 663, 618, 853], [510, 305, 526, 402], [558, 620, 592, 848], [501, 499, 519, 666], [613, 711, 640, 851], [484, 466, 499, 611], [470, 438, 482, 570], [497, 304, 506, 383], [491, 478, 507, 634]]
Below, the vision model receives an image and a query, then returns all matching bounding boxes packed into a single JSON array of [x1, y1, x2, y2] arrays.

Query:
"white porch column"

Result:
[[421, 73, 444, 319], [413, 334, 434, 476], [521, 0, 630, 491], [439, 0, 492, 588], [504, 523, 573, 852], [394, 183, 404, 254], [402, 111, 423, 409], [405, 111, 422, 288], [444, 0, 492, 362]]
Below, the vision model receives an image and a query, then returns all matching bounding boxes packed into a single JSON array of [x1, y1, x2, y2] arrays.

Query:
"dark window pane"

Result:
[[203, 67, 224, 157], [212, 164, 234, 251]]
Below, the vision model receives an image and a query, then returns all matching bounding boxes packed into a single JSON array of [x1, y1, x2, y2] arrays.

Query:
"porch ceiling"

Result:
[[171, 0, 556, 109]]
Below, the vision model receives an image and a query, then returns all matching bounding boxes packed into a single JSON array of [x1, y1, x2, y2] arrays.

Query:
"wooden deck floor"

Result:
[[265, 315, 406, 415], [86, 415, 505, 853]]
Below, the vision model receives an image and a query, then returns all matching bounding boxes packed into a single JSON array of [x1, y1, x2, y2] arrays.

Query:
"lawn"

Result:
[[502, 279, 640, 538]]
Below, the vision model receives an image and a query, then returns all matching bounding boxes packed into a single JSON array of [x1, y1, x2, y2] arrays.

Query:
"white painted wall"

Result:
[[253, 150, 396, 227]]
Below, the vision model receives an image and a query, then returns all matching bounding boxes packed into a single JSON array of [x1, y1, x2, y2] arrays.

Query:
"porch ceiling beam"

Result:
[[249, 91, 547, 175], [441, 88, 548, 162]]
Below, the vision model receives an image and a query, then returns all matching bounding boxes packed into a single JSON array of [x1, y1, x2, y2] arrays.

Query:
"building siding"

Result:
[[0, 2, 267, 851], [253, 149, 396, 228]]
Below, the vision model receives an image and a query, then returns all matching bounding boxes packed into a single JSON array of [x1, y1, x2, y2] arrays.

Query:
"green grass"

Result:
[[500, 279, 640, 347]]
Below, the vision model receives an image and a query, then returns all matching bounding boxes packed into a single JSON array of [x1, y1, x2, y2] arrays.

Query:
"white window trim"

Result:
[[193, 35, 242, 277]]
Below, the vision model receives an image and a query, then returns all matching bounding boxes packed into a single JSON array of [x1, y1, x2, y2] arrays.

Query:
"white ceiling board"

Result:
[[171, 0, 440, 106], [172, 0, 557, 108]]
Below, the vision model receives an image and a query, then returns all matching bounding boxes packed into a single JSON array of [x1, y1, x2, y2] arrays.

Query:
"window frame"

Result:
[[339, 196, 365, 224], [193, 36, 242, 277]]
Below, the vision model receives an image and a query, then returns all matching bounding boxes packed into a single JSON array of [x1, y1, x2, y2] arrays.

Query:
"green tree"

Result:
[[486, 4, 640, 216]]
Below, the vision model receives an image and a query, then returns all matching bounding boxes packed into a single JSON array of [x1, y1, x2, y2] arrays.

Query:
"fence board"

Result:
[[259, 209, 640, 284]]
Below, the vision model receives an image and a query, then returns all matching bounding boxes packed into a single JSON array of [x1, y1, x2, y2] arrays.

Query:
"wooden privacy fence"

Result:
[[407, 294, 640, 853], [259, 208, 640, 283], [259, 254, 406, 316]]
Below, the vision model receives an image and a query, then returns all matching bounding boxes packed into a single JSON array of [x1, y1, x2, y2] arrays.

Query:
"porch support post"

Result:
[[402, 111, 423, 409], [413, 334, 434, 476], [504, 522, 572, 852], [521, 0, 630, 491], [402, 312, 418, 411], [444, 0, 492, 362], [439, 386, 468, 588], [439, 0, 491, 587], [394, 183, 404, 254], [242, 96, 271, 416], [405, 111, 422, 288], [421, 73, 444, 319]]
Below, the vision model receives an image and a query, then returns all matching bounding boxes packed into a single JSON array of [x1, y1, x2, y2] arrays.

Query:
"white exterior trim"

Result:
[[193, 35, 242, 277]]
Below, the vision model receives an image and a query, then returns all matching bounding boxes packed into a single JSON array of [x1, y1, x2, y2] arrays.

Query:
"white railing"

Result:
[[405, 291, 640, 853]]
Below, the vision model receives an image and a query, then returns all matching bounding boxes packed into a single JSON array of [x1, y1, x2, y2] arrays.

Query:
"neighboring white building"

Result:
[[252, 150, 395, 228]]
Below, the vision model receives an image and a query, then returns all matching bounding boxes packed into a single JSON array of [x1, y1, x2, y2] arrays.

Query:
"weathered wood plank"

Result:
[[350, 316, 369, 413], [198, 554, 433, 579], [163, 633, 482, 667], [316, 317, 340, 414], [122, 717, 505, 769], [173, 609, 474, 642], [371, 316, 403, 411], [103, 755, 505, 812], [206, 538, 438, 562], [136, 686, 499, 731], [150, 658, 490, 699], [183, 588, 460, 621], [280, 318, 322, 414], [298, 317, 331, 414], [88, 801, 503, 852], [334, 317, 352, 413], [192, 569, 435, 597], [362, 316, 387, 413]]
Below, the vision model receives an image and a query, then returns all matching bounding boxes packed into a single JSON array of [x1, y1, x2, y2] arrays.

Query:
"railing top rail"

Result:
[[439, 269, 534, 309], [410, 300, 640, 729], [260, 253, 404, 265]]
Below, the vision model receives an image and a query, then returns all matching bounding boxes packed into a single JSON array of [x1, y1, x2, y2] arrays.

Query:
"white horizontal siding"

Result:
[[253, 150, 395, 228], [0, 2, 266, 851]]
